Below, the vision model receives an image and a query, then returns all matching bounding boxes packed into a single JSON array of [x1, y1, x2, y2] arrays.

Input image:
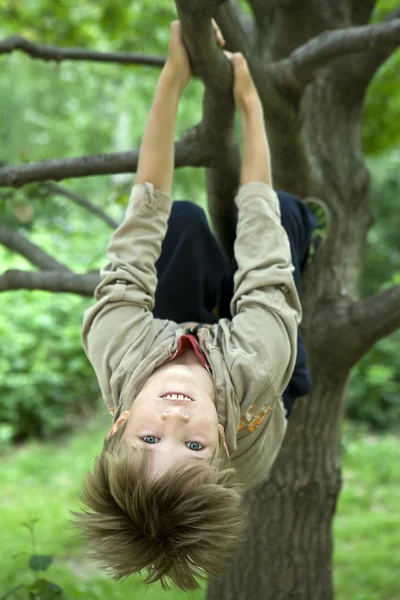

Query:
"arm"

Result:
[[222, 53, 300, 399], [225, 52, 272, 186], [82, 23, 190, 406], [136, 19, 224, 193], [135, 21, 190, 194], [239, 99, 272, 187]]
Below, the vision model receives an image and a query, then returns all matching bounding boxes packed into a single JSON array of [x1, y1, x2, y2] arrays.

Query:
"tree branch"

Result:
[[245, 0, 270, 21], [270, 19, 400, 90], [349, 284, 400, 362], [176, 0, 242, 255], [44, 182, 118, 229], [0, 35, 165, 68], [214, 1, 254, 52], [0, 135, 210, 188], [0, 225, 71, 272], [0, 269, 99, 296], [343, 8, 400, 100]]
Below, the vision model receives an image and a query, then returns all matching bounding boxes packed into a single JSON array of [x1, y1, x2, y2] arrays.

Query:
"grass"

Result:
[[334, 424, 400, 600], [0, 413, 399, 600]]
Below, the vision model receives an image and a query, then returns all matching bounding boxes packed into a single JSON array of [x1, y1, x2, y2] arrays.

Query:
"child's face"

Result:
[[108, 357, 224, 479]]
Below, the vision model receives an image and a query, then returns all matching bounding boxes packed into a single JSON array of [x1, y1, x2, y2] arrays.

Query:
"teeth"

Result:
[[162, 394, 193, 402]]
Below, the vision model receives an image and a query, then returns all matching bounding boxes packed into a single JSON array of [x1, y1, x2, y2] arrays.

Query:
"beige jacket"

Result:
[[82, 181, 301, 491]]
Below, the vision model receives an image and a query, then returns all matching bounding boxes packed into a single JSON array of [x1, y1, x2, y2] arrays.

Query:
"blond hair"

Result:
[[74, 421, 246, 591]]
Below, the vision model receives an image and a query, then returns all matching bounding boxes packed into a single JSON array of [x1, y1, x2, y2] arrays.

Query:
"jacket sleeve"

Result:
[[227, 181, 302, 401], [81, 182, 172, 406]]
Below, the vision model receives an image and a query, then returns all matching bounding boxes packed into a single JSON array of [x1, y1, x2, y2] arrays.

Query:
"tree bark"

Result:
[[0, 35, 166, 68], [207, 380, 345, 600]]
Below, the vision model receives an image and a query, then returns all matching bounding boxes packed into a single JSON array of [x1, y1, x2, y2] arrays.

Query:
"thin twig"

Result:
[[0, 35, 165, 68], [0, 224, 71, 271], [44, 182, 119, 229]]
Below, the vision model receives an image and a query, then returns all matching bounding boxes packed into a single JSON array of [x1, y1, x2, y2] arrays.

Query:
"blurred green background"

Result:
[[0, 1, 399, 598]]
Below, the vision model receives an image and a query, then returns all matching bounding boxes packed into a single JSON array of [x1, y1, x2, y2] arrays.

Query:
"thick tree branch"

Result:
[[214, 0, 251, 55], [345, 8, 400, 99], [270, 19, 400, 89], [349, 284, 400, 361], [245, 0, 270, 21], [0, 225, 71, 272], [214, 1, 254, 53], [44, 182, 118, 229], [0, 269, 99, 296], [176, 0, 242, 255], [214, 1, 265, 106], [0, 134, 210, 188], [0, 35, 165, 68]]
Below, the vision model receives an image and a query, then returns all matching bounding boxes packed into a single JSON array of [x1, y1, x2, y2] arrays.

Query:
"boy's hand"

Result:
[[166, 19, 226, 91], [224, 52, 260, 114], [166, 21, 191, 91]]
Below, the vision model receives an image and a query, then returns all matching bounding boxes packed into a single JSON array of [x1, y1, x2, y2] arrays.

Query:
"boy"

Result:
[[75, 21, 315, 591]]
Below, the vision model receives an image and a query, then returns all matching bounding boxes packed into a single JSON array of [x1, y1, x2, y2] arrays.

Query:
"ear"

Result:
[[218, 424, 230, 458], [106, 410, 130, 440]]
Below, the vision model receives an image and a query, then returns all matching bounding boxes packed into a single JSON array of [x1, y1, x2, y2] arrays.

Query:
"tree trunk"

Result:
[[207, 1, 388, 598], [207, 382, 346, 600]]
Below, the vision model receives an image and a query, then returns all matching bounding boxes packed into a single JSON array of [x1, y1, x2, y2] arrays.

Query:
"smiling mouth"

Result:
[[160, 393, 194, 403]]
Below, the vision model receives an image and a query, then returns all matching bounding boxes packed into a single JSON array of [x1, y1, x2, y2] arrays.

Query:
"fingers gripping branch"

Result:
[[176, 0, 233, 91]]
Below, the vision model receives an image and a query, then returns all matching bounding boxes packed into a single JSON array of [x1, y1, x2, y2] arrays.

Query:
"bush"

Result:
[[347, 331, 400, 430], [0, 290, 100, 440]]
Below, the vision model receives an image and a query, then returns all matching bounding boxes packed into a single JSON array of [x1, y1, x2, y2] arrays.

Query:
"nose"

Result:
[[161, 407, 190, 423]]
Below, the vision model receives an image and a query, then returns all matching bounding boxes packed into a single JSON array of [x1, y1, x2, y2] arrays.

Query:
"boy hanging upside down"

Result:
[[75, 20, 316, 591]]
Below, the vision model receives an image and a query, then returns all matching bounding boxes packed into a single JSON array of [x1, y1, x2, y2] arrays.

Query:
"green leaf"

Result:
[[0, 584, 25, 600], [28, 579, 63, 600], [29, 555, 54, 572]]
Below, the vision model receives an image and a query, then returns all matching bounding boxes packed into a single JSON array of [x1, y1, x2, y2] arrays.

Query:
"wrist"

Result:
[[239, 95, 263, 119], [162, 61, 188, 95]]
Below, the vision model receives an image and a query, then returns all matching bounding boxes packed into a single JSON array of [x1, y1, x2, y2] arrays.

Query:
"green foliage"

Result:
[[361, 0, 400, 155], [334, 425, 400, 600], [2, 521, 64, 600], [346, 150, 400, 429], [348, 333, 400, 429], [0, 0, 177, 51], [363, 52, 400, 156], [0, 286, 99, 440]]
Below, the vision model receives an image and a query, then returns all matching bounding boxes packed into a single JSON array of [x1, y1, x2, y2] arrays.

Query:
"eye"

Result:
[[141, 435, 159, 444], [186, 442, 204, 451]]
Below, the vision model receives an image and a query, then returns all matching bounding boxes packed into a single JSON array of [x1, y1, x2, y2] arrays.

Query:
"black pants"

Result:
[[154, 192, 317, 415]]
